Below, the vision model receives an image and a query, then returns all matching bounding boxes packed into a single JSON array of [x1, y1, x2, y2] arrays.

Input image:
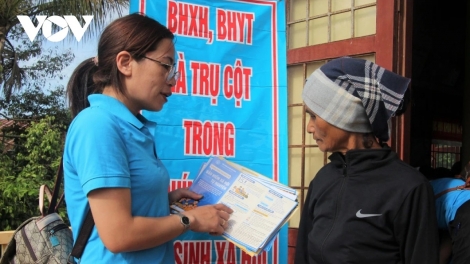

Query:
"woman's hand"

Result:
[[168, 188, 203, 204], [183, 203, 234, 236]]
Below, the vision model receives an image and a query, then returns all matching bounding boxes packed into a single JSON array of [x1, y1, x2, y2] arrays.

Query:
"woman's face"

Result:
[[125, 38, 176, 113], [305, 107, 353, 153]]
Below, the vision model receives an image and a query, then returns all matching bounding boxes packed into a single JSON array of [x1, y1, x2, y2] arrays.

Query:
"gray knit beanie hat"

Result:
[[302, 57, 410, 142]]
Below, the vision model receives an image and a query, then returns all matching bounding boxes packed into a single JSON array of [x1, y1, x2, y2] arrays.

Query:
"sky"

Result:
[[43, 38, 98, 88], [43, 7, 130, 89]]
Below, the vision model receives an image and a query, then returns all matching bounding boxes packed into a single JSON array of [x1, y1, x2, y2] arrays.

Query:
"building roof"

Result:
[[0, 119, 29, 153]]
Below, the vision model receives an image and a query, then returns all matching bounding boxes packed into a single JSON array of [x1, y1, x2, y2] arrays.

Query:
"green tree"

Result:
[[0, 85, 70, 127], [0, 0, 128, 231], [0, 85, 70, 159], [0, 116, 65, 230], [0, 0, 128, 100], [0, 84, 70, 230]]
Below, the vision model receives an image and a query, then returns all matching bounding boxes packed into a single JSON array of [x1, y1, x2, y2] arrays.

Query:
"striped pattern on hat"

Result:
[[302, 57, 410, 142]]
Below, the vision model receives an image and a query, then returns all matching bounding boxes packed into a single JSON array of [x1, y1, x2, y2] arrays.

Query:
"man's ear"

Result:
[[116, 51, 133, 77]]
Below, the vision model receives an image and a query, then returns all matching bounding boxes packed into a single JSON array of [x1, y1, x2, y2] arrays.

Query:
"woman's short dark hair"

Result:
[[67, 13, 174, 118]]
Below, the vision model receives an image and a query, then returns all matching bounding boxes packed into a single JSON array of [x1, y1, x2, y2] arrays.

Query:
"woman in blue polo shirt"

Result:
[[64, 14, 233, 263]]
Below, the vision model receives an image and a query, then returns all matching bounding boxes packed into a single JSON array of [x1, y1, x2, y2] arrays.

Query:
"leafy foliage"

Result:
[[0, 0, 128, 231], [0, 86, 70, 129], [0, 116, 66, 230], [0, 86, 70, 230], [1, 23, 75, 100], [0, 86, 70, 156], [0, 0, 129, 100]]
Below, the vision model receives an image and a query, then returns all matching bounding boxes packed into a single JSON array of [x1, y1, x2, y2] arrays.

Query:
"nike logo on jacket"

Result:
[[356, 209, 382, 218]]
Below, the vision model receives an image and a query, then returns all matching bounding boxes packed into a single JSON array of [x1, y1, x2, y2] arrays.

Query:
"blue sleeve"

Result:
[[65, 108, 131, 195]]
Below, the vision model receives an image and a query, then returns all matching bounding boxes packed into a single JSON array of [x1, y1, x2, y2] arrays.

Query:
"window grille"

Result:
[[431, 141, 461, 169]]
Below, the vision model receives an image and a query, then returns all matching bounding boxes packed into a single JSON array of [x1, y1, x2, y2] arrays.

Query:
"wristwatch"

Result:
[[177, 213, 190, 233]]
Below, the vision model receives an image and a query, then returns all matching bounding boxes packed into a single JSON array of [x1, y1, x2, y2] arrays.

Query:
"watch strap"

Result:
[[177, 213, 190, 233]]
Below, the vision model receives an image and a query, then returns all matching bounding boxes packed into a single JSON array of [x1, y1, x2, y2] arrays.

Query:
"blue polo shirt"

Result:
[[64, 94, 174, 263], [430, 178, 470, 230]]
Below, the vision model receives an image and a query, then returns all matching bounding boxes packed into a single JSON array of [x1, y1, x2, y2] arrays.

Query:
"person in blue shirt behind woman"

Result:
[[431, 160, 470, 264], [64, 13, 233, 263]]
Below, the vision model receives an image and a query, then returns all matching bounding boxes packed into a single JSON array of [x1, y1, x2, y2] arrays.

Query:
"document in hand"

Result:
[[171, 156, 298, 256]]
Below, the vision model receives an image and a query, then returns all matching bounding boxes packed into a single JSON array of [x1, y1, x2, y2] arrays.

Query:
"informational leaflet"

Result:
[[171, 157, 298, 256]]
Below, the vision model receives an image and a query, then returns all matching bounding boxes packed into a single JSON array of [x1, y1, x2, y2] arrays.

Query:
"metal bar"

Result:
[[306, 0, 310, 47], [300, 64, 307, 210], [351, 0, 355, 38], [327, 0, 331, 43], [289, 144, 319, 148]]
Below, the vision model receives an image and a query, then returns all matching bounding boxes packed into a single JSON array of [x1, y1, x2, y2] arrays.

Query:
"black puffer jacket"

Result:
[[295, 147, 439, 264]]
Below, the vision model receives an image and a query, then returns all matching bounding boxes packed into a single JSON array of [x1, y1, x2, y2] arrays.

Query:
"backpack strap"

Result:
[[56, 193, 65, 212], [435, 177, 470, 199], [47, 157, 64, 215], [70, 209, 94, 260], [39, 185, 54, 216], [48, 157, 96, 261]]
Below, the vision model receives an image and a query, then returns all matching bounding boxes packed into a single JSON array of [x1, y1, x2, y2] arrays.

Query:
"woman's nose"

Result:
[[168, 77, 177, 87]]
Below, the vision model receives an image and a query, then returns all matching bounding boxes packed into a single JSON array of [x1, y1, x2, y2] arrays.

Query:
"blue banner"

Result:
[[130, 0, 288, 263]]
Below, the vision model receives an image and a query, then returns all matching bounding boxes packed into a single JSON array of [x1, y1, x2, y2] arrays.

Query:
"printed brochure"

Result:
[[171, 156, 298, 256]]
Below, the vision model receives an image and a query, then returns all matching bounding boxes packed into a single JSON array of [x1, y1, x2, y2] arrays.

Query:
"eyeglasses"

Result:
[[142, 56, 180, 81]]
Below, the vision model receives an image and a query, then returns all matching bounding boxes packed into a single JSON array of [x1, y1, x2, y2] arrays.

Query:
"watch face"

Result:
[[182, 216, 190, 225]]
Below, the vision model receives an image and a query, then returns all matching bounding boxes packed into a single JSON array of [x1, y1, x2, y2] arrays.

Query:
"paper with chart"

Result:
[[171, 157, 298, 255]]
